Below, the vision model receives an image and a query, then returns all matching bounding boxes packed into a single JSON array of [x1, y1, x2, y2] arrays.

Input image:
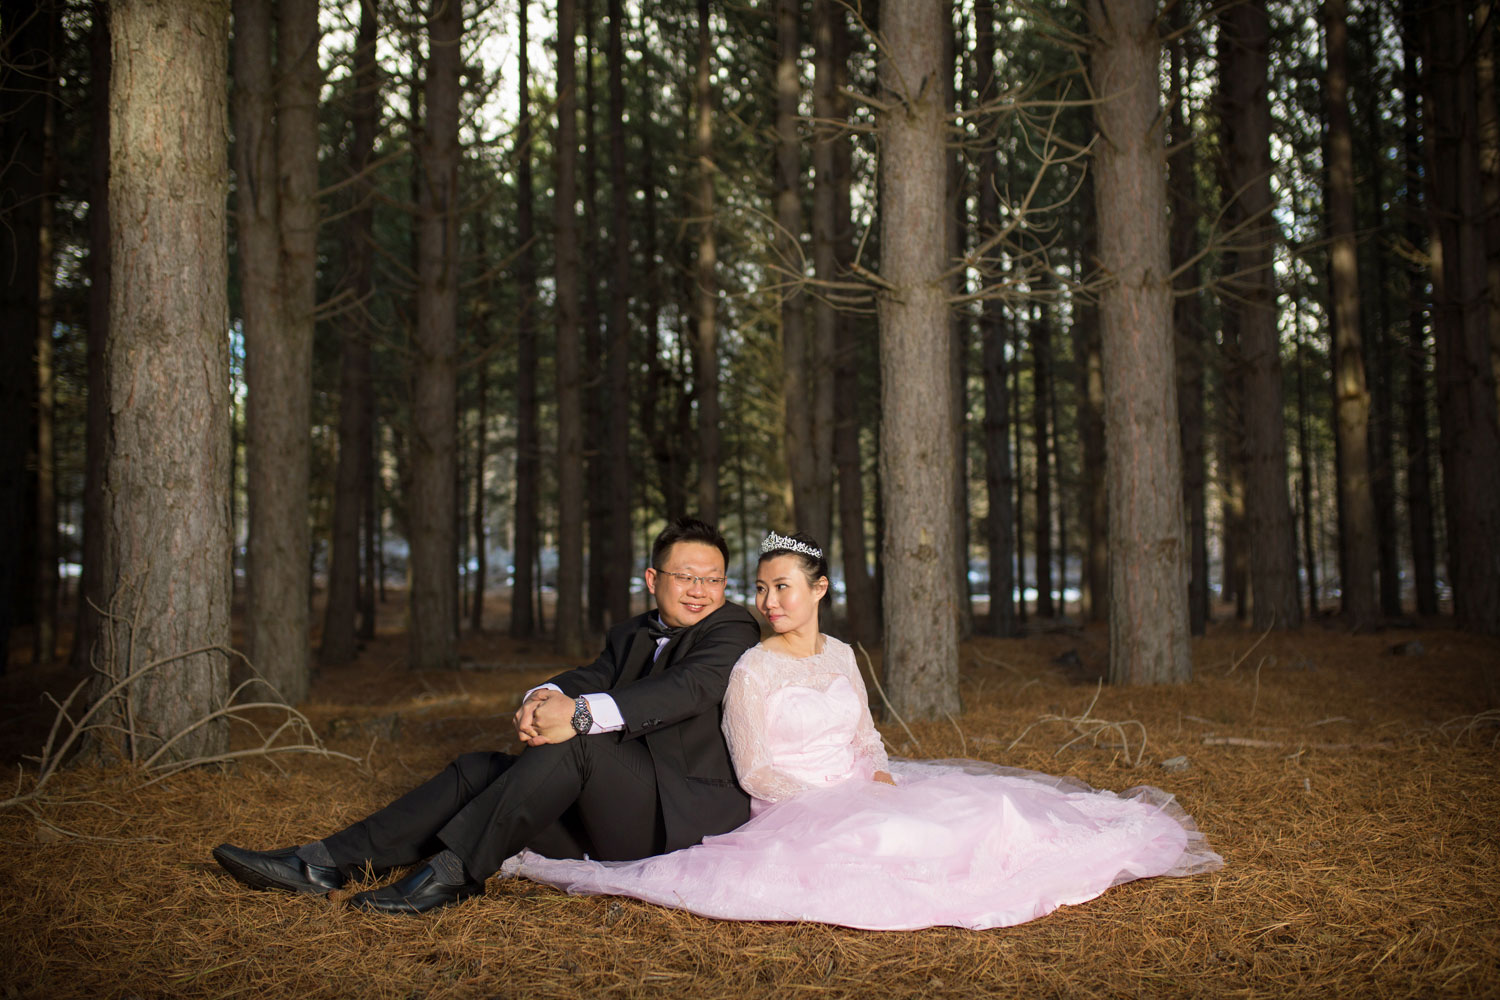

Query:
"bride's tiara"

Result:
[[760, 531, 823, 560]]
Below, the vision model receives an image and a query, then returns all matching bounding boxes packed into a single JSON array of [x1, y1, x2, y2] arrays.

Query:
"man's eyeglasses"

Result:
[[655, 570, 727, 589]]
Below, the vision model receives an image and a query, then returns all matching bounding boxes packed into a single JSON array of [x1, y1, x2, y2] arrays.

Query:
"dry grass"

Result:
[[2, 611, 1498, 999]]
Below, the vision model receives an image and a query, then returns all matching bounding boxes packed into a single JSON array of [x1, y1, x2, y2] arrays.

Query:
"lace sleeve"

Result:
[[721, 648, 815, 803], [833, 639, 889, 775]]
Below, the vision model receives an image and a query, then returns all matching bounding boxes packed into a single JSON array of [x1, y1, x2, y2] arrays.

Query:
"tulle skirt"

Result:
[[502, 759, 1223, 931]]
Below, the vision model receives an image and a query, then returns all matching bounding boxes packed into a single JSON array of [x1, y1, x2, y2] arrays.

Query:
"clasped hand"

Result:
[[513, 690, 578, 747]]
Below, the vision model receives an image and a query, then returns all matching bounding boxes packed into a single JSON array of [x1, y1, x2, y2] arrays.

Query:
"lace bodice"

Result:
[[721, 636, 890, 802]]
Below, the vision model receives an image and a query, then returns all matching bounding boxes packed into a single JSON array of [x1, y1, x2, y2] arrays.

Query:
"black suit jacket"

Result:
[[545, 602, 760, 852]]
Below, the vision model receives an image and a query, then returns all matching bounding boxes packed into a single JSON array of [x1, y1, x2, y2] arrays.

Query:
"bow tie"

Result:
[[646, 617, 682, 643]]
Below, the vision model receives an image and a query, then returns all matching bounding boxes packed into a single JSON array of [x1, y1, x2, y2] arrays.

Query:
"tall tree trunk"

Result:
[[511, 0, 538, 639], [1013, 335, 1028, 624], [1294, 298, 1319, 617], [1169, 2, 1208, 635], [34, 3, 60, 666], [1032, 300, 1055, 618], [1323, 0, 1380, 627], [824, 1, 877, 641], [1479, 1, 1500, 413], [1090, 0, 1191, 684], [1401, 1, 1438, 616], [322, 0, 378, 666], [99, 0, 232, 759], [73, 0, 113, 672], [554, 0, 587, 656], [692, 0, 720, 525], [877, 0, 961, 719], [583, 0, 606, 632], [948, 4, 973, 641], [778, 0, 828, 546], [235, 0, 318, 701], [977, 0, 1015, 637], [409, 0, 463, 669], [1423, 0, 1500, 633], [605, 0, 633, 624], [471, 238, 490, 633], [1217, 0, 1301, 629], [0, 0, 48, 672]]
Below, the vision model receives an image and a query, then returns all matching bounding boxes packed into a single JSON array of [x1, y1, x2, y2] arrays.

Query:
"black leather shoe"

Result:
[[212, 843, 346, 895], [346, 864, 482, 915]]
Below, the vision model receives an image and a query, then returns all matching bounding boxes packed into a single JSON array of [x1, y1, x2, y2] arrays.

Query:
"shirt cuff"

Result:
[[581, 693, 624, 733]]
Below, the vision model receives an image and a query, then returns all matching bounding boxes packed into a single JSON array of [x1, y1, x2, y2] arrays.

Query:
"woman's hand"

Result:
[[874, 771, 895, 786]]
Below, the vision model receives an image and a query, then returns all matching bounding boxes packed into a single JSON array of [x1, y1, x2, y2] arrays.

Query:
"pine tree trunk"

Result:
[[1478, 1, 1500, 414], [235, 0, 318, 700], [825, 2, 878, 642], [1032, 300, 1055, 619], [691, 0, 719, 526], [1217, 0, 1301, 629], [1324, 0, 1380, 626], [977, 0, 1015, 637], [778, 0, 820, 546], [100, 0, 232, 760], [34, 5, 60, 666], [0, 0, 48, 673], [554, 0, 588, 657], [409, 0, 462, 669], [877, 0, 961, 720], [1169, 5, 1208, 635], [948, 5, 973, 641], [1423, 0, 1500, 634], [1090, 0, 1191, 685], [1295, 313, 1320, 618], [605, 0, 633, 625], [511, 0, 538, 639], [73, 1, 112, 672], [322, 0, 377, 665], [1401, 2, 1438, 616], [583, 1, 607, 633]]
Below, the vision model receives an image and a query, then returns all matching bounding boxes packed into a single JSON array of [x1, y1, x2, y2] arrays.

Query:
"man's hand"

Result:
[[874, 771, 896, 786], [513, 689, 579, 747]]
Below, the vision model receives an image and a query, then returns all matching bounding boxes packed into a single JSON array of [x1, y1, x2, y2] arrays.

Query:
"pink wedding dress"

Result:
[[504, 637, 1222, 930]]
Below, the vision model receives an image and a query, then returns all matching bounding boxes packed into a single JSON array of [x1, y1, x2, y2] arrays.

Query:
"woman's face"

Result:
[[755, 555, 827, 635]]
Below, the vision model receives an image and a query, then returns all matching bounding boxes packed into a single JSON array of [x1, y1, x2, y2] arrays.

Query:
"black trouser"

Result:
[[321, 734, 665, 880]]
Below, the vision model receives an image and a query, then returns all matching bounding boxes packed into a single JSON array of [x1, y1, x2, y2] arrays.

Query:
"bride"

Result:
[[506, 532, 1222, 930]]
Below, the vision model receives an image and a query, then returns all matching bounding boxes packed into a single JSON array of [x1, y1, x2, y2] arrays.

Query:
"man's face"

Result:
[[645, 541, 728, 629]]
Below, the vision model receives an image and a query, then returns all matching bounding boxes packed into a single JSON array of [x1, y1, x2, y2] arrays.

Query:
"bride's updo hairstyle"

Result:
[[758, 531, 830, 603]]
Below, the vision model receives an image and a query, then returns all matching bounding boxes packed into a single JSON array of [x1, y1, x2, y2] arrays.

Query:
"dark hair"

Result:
[[757, 531, 830, 597], [651, 517, 730, 570]]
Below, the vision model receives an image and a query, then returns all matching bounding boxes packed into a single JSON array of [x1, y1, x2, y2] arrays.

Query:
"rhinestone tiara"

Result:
[[759, 531, 823, 561]]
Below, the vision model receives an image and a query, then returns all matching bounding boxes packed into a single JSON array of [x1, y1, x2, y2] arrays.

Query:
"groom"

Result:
[[213, 517, 759, 914]]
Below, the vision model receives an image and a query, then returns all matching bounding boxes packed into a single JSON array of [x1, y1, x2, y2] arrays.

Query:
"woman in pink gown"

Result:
[[506, 533, 1222, 930]]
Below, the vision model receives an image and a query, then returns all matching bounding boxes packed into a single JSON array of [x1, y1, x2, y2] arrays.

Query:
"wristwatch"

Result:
[[570, 695, 594, 735]]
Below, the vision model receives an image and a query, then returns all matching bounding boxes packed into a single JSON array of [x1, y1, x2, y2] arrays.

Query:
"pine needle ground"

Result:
[[2, 613, 1497, 999]]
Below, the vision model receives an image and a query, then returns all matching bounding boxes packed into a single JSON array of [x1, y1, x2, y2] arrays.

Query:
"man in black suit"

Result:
[[213, 517, 759, 914]]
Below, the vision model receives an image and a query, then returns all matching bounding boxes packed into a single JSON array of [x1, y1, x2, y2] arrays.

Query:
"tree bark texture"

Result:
[[511, 0, 539, 638], [1217, 0, 1301, 629], [234, 0, 318, 701], [976, 0, 1016, 636], [1089, 0, 1192, 685], [877, 0, 961, 719], [1031, 300, 1055, 618], [554, 0, 587, 656], [0, 0, 48, 673], [409, 0, 463, 668], [73, 0, 113, 672], [1423, 0, 1500, 633], [101, 0, 232, 759], [1400, 4, 1438, 616], [34, 2, 60, 666], [322, 0, 378, 666], [693, 0, 720, 526], [605, 0, 633, 624], [1168, 1, 1207, 635], [824, 3, 878, 643], [1323, 0, 1380, 626]]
